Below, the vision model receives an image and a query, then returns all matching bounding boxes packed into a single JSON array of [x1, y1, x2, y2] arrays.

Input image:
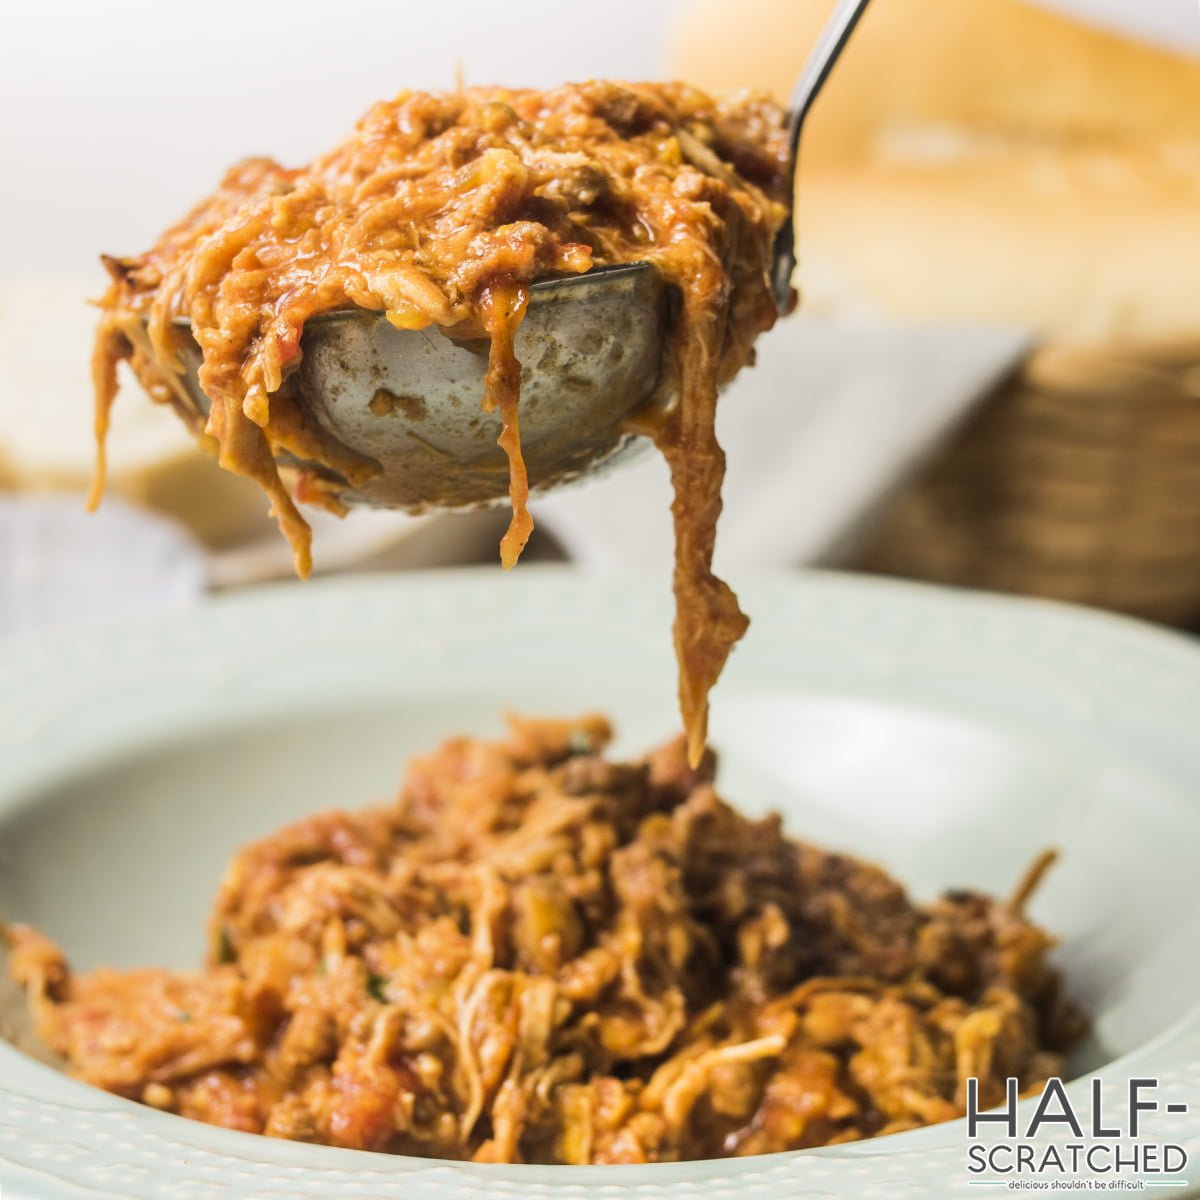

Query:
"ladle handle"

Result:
[[771, 0, 873, 311]]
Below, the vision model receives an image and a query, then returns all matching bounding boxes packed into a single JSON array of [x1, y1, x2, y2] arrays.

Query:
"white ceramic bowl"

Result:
[[1, 570, 1198, 1199]]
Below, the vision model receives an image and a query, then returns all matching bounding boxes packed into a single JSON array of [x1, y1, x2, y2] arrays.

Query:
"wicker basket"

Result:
[[858, 338, 1200, 627]]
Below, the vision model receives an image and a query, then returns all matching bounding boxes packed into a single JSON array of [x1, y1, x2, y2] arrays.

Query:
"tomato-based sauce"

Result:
[[91, 82, 790, 761]]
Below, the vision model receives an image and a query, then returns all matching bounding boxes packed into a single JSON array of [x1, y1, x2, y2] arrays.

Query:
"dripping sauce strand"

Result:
[[86, 322, 121, 514], [645, 285, 749, 769], [89, 310, 317, 580], [479, 282, 534, 570]]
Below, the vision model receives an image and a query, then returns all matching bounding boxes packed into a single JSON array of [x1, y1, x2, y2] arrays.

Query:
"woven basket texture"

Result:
[[859, 339, 1200, 627]]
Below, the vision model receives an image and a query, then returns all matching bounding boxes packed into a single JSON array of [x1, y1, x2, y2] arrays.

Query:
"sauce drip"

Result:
[[654, 288, 750, 766], [479, 283, 533, 569]]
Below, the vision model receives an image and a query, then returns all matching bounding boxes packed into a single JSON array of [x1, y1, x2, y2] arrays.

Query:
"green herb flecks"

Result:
[[366, 972, 389, 1003]]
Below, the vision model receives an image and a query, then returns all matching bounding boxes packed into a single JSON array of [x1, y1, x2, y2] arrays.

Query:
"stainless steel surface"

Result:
[[168, 7, 869, 512], [172, 264, 668, 510], [771, 0, 873, 310]]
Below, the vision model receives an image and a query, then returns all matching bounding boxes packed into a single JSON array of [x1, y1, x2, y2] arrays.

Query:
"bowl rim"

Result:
[[1, 567, 1198, 1200]]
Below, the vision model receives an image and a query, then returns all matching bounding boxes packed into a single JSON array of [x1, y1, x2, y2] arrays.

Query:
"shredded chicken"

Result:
[[7, 716, 1085, 1163], [89, 83, 791, 765]]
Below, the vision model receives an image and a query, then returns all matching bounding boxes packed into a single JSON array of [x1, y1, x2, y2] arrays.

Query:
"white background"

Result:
[[0, 0, 682, 277], [1, 0, 1197, 278]]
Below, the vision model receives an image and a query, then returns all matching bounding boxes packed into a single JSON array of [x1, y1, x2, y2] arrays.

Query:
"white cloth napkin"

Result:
[[0, 494, 208, 638], [533, 318, 1030, 571]]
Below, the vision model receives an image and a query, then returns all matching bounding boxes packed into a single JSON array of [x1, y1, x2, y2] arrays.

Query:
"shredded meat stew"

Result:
[[8, 716, 1085, 1163], [90, 83, 791, 766]]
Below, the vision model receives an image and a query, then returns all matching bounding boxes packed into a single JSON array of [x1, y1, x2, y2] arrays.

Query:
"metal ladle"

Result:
[[170, 0, 871, 511]]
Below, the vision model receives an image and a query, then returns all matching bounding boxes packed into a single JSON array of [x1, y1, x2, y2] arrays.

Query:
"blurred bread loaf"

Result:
[[674, 0, 1200, 339], [0, 278, 270, 547]]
